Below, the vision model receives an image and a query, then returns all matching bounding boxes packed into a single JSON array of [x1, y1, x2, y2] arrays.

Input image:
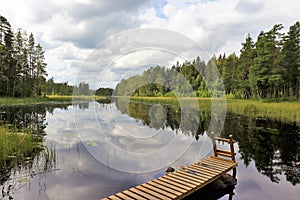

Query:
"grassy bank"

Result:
[[0, 95, 110, 106], [128, 96, 212, 107], [47, 95, 109, 101], [0, 97, 50, 106], [226, 99, 300, 123], [0, 126, 42, 168], [117, 96, 300, 124], [1, 96, 299, 123]]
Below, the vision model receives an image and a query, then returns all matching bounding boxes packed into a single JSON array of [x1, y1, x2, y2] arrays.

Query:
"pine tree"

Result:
[[13, 29, 29, 96], [282, 21, 300, 99], [28, 33, 35, 79], [267, 24, 284, 98], [238, 34, 256, 98], [0, 16, 10, 95], [0, 16, 15, 96], [21, 32, 32, 96], [0, 15, 48, 97], [230, 53, 239, 95], [79, 81, 89, 95], [33, 43, 47, 96], [222, 53, 238, 95], [252, 24, 284, 98], [253, 31, 269, 98]]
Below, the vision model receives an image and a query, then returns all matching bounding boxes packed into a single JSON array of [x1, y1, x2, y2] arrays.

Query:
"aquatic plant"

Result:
[[0, 126, 43, 169], [121, 97, 300, 124], [226, 99, 300, 124]]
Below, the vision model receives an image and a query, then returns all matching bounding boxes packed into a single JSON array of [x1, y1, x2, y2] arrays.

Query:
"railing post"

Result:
[[211, 132, 217, 157], [229, 134, 235, 162], [229, 134, 237, 178]]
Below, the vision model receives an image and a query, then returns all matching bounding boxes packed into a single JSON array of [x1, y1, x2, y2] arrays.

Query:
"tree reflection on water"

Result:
[[0, 102, 86, 199], [0, 99, 299, 199], [223, 115, 300, 186], [115, 98, 210, 139], [114, 98, 300, 186]]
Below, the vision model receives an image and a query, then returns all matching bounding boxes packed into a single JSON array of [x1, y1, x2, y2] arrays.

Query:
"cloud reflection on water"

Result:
[[72, 101, 209, 173]]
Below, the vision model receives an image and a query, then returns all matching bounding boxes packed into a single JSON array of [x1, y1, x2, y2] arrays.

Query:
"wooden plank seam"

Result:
[[103, 134, 237, 200]]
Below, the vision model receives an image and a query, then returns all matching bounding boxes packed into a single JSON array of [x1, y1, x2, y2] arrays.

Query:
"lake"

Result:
[[0, 98, 299, 200]]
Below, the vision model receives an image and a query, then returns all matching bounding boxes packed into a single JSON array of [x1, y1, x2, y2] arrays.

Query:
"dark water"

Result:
[[0, 99, 299, 200]]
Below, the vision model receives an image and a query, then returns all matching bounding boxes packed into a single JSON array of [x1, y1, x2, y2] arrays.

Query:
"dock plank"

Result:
[[202, 161, 234, 171], [122, 190, 147, 200], [147, 181, 182, 196], [129, 188, 158, 199], [201, 160, 230, 170], [156, 177, 192, 191], [115, 192, 134, 200], [137, 185, 172, 200], [205, 159, 235, 168], [102, 134, 238, 200], [141, 183, 177, 199], [194, 163, 221, 173], [107, 195, 122, 200], [188, 164, 219, 174], [167, 173, 199, 186], [175, 171, 207, 183], [186, 166, 218, 179], [161, 175, 196, 189], [177, 170, 210, 182]]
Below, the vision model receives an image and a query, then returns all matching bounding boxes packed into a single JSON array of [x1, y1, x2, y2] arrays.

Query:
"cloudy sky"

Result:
[[1, 0, 299, 89]]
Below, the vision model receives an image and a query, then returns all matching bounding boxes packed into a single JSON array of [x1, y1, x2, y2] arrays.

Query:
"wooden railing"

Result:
[[102, 134, 238, 199]]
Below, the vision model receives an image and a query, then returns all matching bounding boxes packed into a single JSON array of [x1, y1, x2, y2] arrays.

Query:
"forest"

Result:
[[0, 15, 48, 97], [1, 14, 299, 100], [0, 15, 93, 97], [115, 22, 300, 100]]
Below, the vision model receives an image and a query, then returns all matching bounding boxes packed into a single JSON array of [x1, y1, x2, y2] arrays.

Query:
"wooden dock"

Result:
[[103, 134, 237, 200]]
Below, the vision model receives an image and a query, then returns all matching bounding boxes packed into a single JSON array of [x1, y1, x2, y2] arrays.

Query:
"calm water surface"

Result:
[[0, 99, 299, 200]]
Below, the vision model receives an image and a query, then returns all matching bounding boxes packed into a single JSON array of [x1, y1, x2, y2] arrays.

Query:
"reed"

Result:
[[47, 95, 109, 101], [0, 126, 42, 168], [226, 99, 300, 124], [128, 96, 212, 108], [0, 95, 109, 106], [0, 97, 49, 106], [120, 96, 300, 124], [35, 144, 57, 171]]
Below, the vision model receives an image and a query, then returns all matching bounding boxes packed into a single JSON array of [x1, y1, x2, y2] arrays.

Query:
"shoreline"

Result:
[[0, 96, 299, 124], [0, 95, 110, 106], [114, 96, 300, 124]]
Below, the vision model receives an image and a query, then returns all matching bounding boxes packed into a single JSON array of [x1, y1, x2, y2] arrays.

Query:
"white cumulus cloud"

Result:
[[1, 0, 299, 88]]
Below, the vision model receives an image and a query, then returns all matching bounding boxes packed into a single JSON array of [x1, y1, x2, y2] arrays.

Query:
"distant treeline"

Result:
[[45, 78, 92, 96], [46, 80, 113, 96], [95, 87, 113, 96], [115, 22, 300, 100], [45, 79, 113, 96]]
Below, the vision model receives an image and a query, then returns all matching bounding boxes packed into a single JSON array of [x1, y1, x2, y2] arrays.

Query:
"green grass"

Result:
[[117, 96, 300, 124], [0, 95, 110, 106], [0, 97, 50, 106], [226, 99, 300, 124], [0, 126, 42, 168], [126, 96, 213, 108], [48, 95, 109, 101], [1, 96, 299, 123]]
